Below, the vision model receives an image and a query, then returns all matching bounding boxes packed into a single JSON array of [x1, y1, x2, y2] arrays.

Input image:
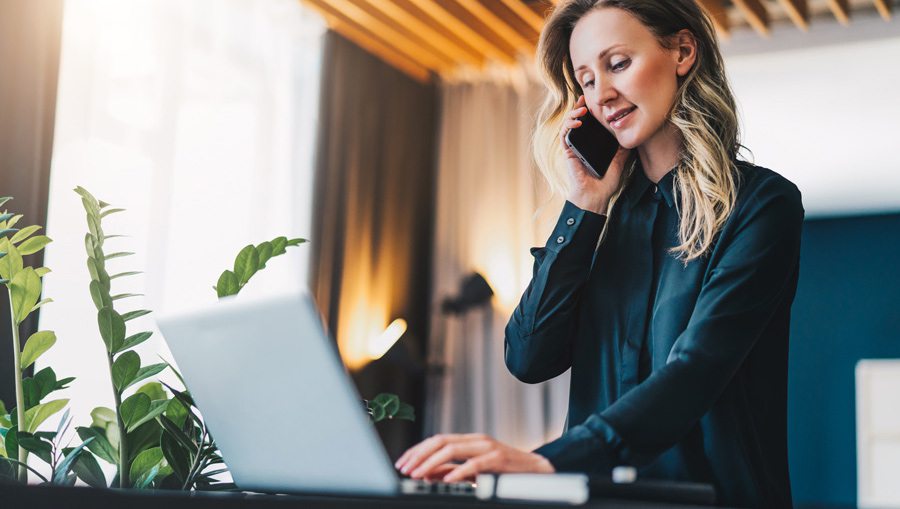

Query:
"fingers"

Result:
[[409, 438, 493, 479], [560, 95, 588, 146], [443, 450, 503, 483], [395, 433, 487, 477]]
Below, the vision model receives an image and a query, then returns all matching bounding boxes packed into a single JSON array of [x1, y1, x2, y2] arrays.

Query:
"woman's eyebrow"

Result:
[[574, 44, 626, 71]]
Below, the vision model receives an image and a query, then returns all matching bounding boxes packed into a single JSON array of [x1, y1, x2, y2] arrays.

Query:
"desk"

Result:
[[1, 482, 727, 509]]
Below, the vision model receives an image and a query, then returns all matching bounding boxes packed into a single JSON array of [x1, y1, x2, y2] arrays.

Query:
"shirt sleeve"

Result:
[[504, 200, 607, 384], [534, 178, 804, 471]]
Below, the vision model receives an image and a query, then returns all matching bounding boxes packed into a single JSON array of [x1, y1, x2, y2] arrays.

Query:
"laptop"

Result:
[[156, 291, 473, 498]]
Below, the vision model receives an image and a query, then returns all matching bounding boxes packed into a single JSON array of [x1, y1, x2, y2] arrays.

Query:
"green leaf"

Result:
[[371, 403, 386, 422], [0, 238, 23, 281], [20, 331, 56, 370], [100, 208, 125, 219], [135, 382, 166, 402], [135, 463, 161, 489], [120, 393, 151, 432], [0, 212, 12, 223], [10, 267, 41, 325], [23, 399, 68, 433], [158, 415, 197, 455], [73, 186, 98, 206], [111, 293, 142, 301], [126, 399, 168, 432], [104, 252, 134, 260], [394, 402, 415, 421], [122, 309, 151, 322], [0, 197, 10, 208], [10, 225, 41, 245], [372, 393, 400, 416], [87, 257, 110, 288], [17, 235, 51, 256], [76, 426, 118, 464], [125, 420, 162, 464], [286, 237, 307, 246], [23, 367, 58, 409], [97, 307, 126, 353], [271, 236, 288, 255], [70, 448, 106, 487], [233, 245, 259, 285], [117, 331, 153, 353], [34, 267, 51, 277], [110, 271, 141, 280], [29, 297, 53, 314], [89, 280, 111, 310], [5, 214, 23, 229], [90, 407, 116, 429], [53, 437, 95, 485], [160, 426, 191, 482], [0, 228, 20, 238], [164, 398, 189, 429], [124, 363, 167, 391], [18, 433, 53, 463], [215, 270, 239, 298], [4, 426, 18, 459], [112, 351, 140, 391], [53, 377, 75, 392], [256, 241, 273, 268], [86, 215, 103, 242]]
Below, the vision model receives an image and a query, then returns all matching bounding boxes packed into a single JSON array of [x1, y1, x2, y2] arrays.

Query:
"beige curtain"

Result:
[[426, 67, 571, 451]]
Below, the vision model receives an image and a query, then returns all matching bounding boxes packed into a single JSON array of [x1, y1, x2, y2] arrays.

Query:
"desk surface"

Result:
[[1, 482, 726, 509]]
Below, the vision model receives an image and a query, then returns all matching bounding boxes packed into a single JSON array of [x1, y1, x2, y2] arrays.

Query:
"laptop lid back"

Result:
[[156, 292, 397, 495]]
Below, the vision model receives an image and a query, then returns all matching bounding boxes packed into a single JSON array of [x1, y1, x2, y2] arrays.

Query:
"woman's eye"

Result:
[[583, 79, 594, 88], [610, 59, 630, 71]]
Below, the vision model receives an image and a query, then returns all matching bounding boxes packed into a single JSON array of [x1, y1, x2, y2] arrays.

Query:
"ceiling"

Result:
[[299, 0, 896, 82]]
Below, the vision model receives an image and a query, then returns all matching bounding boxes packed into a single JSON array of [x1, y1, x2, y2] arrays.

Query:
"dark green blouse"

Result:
[[506, 159, 803, 508]]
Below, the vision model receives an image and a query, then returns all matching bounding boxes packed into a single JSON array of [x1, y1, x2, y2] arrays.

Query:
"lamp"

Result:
[[440, 272, 494, 315]]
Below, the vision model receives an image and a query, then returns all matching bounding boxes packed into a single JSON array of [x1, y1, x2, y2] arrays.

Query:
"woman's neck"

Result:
[[637, 123, 683, 183]]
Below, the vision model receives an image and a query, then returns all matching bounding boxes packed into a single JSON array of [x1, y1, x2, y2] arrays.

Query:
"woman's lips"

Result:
[[610, 107, 636, 129]]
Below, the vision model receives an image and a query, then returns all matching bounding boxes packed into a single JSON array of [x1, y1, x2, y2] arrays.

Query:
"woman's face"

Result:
[[569, 7, 690, 150]]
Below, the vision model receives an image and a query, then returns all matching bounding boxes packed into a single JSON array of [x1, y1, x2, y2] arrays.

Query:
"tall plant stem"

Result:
[[7, 288, 28, 483], [106, 353, 129, 488]]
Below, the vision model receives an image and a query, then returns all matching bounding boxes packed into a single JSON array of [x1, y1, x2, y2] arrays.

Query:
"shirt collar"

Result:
[[625, 159, 677, 209]]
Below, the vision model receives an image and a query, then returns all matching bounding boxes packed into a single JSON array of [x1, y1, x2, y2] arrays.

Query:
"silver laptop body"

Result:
[[156, 292, 399, 496]]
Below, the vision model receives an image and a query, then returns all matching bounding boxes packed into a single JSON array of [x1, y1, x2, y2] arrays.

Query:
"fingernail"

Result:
[[401, 466, 410, 474]]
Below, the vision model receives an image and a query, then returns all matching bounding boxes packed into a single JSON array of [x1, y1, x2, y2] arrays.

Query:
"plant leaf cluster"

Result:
[[214, 237, 306, 298], [365, 393, 415, 423], [0, 197, 88, 485]]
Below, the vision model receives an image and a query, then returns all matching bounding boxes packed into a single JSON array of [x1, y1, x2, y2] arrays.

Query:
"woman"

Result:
[[396, 1, 803, 507]]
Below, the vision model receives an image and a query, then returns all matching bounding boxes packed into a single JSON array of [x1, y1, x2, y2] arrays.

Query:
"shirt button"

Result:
[[556, 236, 565, 244], [566, 218, 575, 226]]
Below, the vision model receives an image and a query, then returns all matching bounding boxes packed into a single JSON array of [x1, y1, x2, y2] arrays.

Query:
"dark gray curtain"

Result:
[[309, 31, 439, 459], [0, 0, 64, 409]]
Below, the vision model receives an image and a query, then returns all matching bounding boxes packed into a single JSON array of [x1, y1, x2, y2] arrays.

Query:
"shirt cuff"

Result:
[[543, 200, 607, 256], [532, 414, 625, 473]]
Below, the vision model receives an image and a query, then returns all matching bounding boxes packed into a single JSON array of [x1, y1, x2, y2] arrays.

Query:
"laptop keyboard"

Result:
[[399, 478, 476, 497]]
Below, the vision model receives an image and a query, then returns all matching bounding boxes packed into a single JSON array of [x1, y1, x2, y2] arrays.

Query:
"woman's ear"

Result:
[[673, 29, 698, 77]]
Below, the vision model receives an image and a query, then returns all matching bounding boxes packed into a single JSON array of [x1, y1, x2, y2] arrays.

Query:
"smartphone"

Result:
[[564, 109, 619, 179]]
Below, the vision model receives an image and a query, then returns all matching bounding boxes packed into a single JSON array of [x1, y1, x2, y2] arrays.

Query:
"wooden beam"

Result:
[[697, 0, 730, 39], [777, 0, 810, 31], [874, 0, 892, 21], [308, 0, 453, 72], [358, 0, 483, 68], [498, 0, 545, 34], [407, 0, 516, 64], [825, 0, 851, 25], [454, 0, 534, 53], [732, 0, 770, 37], [299, 0, 432, 82]]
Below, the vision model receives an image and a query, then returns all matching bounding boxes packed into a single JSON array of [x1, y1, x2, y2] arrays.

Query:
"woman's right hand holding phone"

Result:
[[560, 95, 631, 215]]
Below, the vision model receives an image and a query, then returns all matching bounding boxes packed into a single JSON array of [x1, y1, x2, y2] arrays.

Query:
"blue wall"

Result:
[[789, 213, 900, 507]]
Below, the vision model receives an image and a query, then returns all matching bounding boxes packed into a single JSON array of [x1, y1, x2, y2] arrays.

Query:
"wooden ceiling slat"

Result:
[[778, 0, 810, 31], [874, 0, 892, 21], [299, 0, 431, 82], [732, 0, 771, 37], [500, 0, 545, 33], [407, 0, 516, 64], [697, 0, 731, 39], [307, 0, 453, 72], [826, 0, 851, 25], [453, 0, 534, 54], [356, 0, 483, 68]]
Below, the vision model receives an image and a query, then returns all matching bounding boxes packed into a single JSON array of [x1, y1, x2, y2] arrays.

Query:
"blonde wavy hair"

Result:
[[532, 0, 747, 261]]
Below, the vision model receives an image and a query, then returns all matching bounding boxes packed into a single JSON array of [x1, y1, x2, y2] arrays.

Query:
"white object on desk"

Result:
[[856, 359, 900, 509], [475, 473, 590, 505]]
